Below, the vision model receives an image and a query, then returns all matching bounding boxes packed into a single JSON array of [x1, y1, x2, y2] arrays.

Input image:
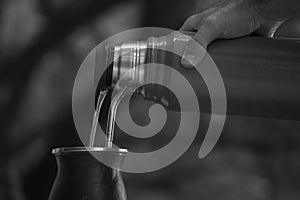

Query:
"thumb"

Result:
[[181, 21, 221, 68]]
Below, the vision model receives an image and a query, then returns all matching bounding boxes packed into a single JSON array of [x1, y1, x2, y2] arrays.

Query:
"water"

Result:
[[105, 87, 131, 148], [89, 90, 108, 147], [89, 87, 131, 148]]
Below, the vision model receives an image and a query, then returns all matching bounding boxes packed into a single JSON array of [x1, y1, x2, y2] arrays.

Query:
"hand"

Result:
[[178, 0, 286, 68]]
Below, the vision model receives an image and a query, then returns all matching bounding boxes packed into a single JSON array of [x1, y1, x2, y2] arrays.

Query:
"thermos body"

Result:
[[101, 36, 300, 121], [208, 37, 300, 120]]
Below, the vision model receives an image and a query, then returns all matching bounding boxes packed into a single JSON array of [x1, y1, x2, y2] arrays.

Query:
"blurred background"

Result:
[[1, 0, 300, 199]]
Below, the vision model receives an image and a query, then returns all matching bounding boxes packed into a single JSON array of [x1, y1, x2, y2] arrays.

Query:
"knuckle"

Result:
[[184, 14, 201, 27], [168, 31, 177, 38], [201, 15, 223, 36], [204, 15, 220, 28], [188, 14, 199, 22]]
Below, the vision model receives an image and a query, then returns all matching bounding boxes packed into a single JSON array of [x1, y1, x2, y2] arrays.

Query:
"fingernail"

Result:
[[182, 50, 198, 68], [181, 46, 205, 68], [181, 36, 207, 68]]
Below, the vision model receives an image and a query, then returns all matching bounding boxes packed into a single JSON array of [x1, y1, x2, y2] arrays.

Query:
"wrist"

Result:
[[252, 0, 294, 36]]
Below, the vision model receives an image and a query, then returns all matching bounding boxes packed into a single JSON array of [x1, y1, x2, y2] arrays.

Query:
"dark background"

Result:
[[1, 0, 300, 199]]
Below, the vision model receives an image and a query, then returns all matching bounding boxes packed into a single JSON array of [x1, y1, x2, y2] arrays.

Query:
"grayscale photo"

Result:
[[0, 0, 300, 199]]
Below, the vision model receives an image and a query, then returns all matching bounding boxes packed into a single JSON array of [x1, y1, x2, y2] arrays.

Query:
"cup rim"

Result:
[[52, 146, 128, 155]]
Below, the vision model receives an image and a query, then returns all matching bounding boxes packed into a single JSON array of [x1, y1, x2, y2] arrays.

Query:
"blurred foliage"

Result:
[[0, 0, 300, 200]]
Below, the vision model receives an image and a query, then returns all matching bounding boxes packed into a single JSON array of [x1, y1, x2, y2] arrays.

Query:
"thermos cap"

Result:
[[105, 36, 168, 90]]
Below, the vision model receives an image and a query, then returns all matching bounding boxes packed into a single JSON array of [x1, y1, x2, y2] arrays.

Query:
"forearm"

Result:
[[255, 0, 300, 35]]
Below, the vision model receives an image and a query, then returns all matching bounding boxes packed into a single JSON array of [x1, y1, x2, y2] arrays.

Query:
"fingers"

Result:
[[179, 6, 219, 32], [163, 31, 205, 69], [180, 14, 200, 32], [193, 17, 222, 48], [181, 38, 206, 69], [178, 30, 195, 36], [181, 17, 222, 68]]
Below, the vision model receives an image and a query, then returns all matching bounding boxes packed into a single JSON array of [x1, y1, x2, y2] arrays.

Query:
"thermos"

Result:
[[98, 36, 300, 121]]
